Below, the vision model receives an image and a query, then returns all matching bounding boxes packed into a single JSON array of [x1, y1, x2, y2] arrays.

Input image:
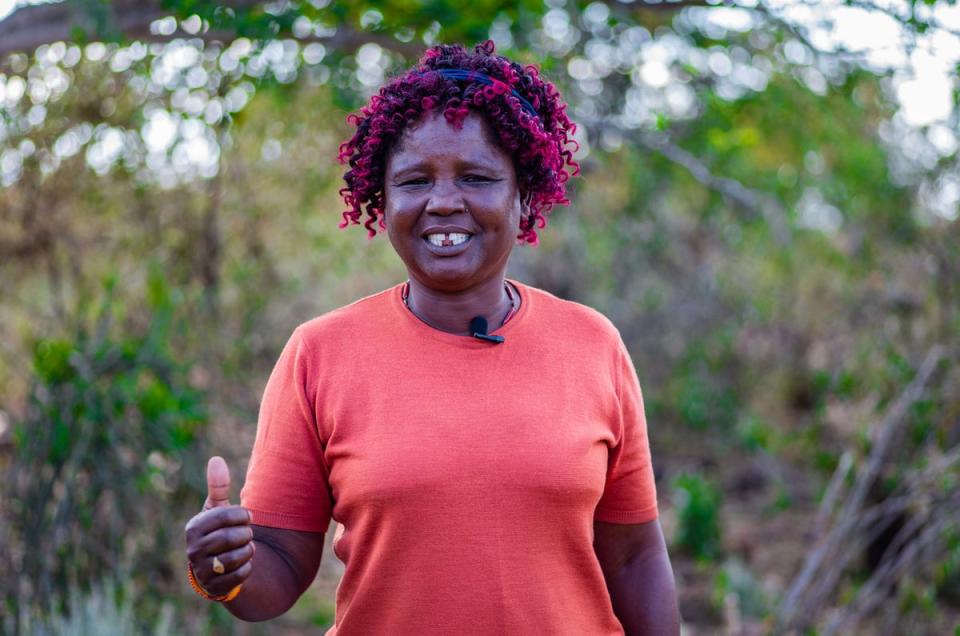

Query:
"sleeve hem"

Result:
[[246, 508, 330, 533], [594, 504, 659, 525]]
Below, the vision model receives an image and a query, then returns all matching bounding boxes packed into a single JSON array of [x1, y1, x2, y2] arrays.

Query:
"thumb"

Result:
[[203, 455, 232, 510]]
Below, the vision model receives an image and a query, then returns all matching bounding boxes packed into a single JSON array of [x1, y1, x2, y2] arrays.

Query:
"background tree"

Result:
[[1, 0, 958, 633]]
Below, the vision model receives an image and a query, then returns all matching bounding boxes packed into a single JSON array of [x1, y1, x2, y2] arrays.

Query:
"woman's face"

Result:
[[383, 110, 521, 293]]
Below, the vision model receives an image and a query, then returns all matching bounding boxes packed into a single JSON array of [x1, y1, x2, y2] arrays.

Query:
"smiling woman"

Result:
[[337, 40, 578, 246], [384, 112, 522, 330], [183, 41, 680, 635]]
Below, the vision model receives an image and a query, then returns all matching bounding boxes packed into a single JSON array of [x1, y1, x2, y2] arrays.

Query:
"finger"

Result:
[[210, 542, 255, 575], [204, 456, 232, 510], [204, 561, 253, 597], [193, 525, 255, 562], [185, 506, 251, 543]]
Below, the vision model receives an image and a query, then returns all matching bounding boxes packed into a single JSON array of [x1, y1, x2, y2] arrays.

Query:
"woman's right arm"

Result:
[[234, 525, 326, 620], [184, 457, 326, 621]]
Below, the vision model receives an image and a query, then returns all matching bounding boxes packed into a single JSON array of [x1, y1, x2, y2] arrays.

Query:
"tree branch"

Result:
[[777, 345, 947, 630], [638, 131, 793, 244], [0, 0, 420, 60], [812, 449, 853, 538]]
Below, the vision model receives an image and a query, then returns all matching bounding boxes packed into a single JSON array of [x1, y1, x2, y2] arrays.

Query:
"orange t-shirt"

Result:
[[240, 280, 658, 635]]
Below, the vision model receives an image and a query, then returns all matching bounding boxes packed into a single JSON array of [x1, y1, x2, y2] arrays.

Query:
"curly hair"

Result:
[[337, 40, 579, 246]]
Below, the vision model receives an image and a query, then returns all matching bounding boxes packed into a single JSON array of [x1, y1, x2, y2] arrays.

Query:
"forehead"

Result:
[[386, 111, 511, 172]]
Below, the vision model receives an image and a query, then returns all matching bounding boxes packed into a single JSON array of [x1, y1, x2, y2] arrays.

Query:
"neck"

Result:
[[406, 276, 512, 336]]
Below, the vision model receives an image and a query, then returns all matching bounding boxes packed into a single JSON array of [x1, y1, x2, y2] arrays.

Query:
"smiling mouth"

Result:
[[425, 232, 472, 247]]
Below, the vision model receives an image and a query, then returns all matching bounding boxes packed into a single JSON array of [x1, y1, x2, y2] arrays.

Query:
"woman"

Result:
[[184, 41, 680, 634]]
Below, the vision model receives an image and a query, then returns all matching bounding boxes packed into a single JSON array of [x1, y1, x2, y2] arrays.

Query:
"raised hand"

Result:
[[184, 456, 255, 598]]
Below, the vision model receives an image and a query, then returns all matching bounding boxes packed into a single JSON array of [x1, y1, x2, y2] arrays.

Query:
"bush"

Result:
[[12, 579, 174, 636], [673, 472, 723, 560], [1, 273, 208, 630]]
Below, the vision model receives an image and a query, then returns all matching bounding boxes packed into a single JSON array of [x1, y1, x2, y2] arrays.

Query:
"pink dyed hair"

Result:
[[337, 40, 580, 246]]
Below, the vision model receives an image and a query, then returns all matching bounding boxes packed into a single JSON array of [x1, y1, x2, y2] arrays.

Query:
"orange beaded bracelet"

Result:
[[187, 563, 243, 602]]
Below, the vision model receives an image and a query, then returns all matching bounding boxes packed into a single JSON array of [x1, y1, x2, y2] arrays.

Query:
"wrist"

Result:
[[187, 563, 243, 603]]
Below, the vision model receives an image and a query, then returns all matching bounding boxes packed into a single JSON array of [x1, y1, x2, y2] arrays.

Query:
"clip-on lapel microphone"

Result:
[[470, 316, 505, 344]]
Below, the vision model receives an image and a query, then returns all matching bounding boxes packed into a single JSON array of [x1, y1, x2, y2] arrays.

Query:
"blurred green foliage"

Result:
[[2, 271, 209, 630], [673, 472, 722, 561], [713, 558, 770, 619], [15, 579, 173, 636]]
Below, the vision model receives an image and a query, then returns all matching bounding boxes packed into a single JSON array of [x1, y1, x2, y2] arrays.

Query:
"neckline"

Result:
[[401, 280, 519, 330], [391, 278, 531, 348]]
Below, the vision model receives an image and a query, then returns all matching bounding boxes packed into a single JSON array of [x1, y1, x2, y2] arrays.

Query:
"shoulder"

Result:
[[292, 284, 400, 348], [515, 281, 623, 350]]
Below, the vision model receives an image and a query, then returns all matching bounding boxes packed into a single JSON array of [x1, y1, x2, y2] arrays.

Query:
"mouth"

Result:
[[425, 232, 472, 248]]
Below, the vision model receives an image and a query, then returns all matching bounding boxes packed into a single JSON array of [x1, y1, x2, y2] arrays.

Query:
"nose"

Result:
[[424, 180, 465, 216]]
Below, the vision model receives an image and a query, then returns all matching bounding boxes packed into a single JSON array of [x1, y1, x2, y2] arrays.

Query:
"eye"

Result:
[[397, 178, 428, 187], [463, 175, 495, 183]]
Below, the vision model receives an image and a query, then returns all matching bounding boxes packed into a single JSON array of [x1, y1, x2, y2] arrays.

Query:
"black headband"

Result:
[[432, 68, 539, 119]]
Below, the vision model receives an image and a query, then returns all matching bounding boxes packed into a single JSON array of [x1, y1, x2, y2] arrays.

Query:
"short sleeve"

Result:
[[240, 327, 332, 532], [594, 338, 659, 524]]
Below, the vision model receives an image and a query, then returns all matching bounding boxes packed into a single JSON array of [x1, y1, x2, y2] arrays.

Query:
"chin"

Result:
[[412, 263, 483, 291], [418, 272, 476, 292]]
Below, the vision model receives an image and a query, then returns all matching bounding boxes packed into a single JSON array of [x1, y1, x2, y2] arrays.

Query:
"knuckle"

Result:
[[184, 515, 201, 536], [235, 545, 253, 565], [194, 532, 216, 555], [186, 544, 204, 562]]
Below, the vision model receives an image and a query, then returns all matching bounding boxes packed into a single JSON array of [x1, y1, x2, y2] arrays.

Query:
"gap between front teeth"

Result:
[[427, 233, 470, 247]]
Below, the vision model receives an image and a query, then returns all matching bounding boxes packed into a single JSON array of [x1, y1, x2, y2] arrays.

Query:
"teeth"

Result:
[[426, 232, 470, 247]]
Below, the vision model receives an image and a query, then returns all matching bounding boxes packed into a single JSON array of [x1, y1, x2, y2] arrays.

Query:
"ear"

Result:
[[518, 190, 533, 228]]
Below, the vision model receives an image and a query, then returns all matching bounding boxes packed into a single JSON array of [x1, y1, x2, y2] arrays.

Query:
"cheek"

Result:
[[382, 196, 406, 231], [382, 206, 405, 252], [383, 192, 418, 224], [383, 207, 426, 264]]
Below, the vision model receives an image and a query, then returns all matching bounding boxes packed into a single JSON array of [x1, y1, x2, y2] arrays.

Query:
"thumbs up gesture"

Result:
[[204, 455, 234, 510], [184, 456, 255, 599]]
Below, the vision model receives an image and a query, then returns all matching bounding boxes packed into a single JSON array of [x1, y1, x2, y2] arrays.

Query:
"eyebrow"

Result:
[[388, 157, 505, 177]]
